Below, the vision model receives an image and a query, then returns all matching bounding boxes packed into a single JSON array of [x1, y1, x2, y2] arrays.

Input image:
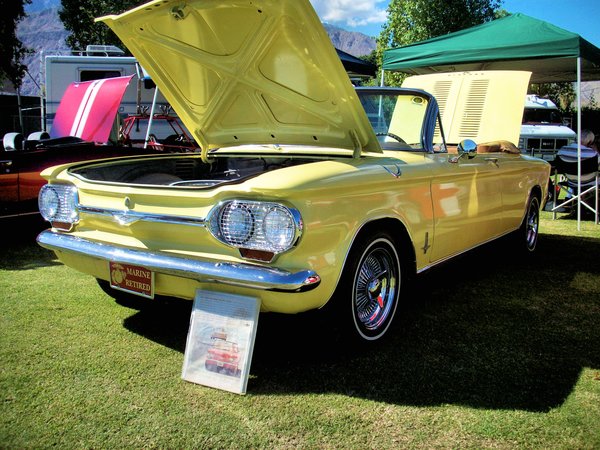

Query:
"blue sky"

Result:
[[28, 0, 600, 47], [311, 0, 600, 47]]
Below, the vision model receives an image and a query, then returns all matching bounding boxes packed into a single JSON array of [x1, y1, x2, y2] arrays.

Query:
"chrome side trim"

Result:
[[37, 230, 320, 292], [381, 164, 402, 178], [78, 205, 206, 227]]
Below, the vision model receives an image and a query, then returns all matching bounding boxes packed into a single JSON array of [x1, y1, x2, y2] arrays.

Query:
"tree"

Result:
[[359, 50, 378, 68], [529, 83, 576, 115], [0, 0, 32, 90], [59, 0, 145, 52], [376, 0, 502, 86]]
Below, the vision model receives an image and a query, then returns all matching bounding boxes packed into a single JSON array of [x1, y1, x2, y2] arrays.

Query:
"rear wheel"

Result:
[[519, 195, 540, 252], [332, 231, 403, 342]]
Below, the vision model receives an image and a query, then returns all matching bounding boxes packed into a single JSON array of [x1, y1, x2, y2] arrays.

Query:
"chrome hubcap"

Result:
[[354, 244, 398, 333], [526, 199, 539, 250]]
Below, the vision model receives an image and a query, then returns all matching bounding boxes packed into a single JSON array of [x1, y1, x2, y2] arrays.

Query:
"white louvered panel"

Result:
[[459, 79, 489, 138], [432, 81, 452, 140]]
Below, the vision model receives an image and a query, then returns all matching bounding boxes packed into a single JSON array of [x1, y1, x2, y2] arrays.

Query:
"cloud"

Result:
[[310, 0, 388, 28]]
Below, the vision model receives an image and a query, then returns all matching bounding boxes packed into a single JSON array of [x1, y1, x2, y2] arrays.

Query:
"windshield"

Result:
[[357, 91, 430, 151]]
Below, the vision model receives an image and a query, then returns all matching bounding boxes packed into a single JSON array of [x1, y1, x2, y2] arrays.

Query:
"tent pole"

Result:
[[144, 86, 159, 149], [576, 56, 582, 231], [380, 69, 385, 87]]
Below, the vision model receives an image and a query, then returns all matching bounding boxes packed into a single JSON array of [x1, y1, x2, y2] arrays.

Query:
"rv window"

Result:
[[79, 70, 122, 82], [522, 108, 564, 125]]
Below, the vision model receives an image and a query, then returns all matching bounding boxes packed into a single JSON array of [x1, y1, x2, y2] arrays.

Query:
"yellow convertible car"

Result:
[[36, 0, 550, 341]]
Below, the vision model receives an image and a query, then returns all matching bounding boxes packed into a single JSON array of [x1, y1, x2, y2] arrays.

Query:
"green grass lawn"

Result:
[[1, 213, 599, 448]]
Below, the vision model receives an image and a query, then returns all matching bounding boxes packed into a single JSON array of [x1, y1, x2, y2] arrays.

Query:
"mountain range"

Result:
[[15, 4, 376, 96]]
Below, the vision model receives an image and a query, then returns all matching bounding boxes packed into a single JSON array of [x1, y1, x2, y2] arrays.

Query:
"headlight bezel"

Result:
[[38, 184, 79, 230], [208, 200, 302, 259]]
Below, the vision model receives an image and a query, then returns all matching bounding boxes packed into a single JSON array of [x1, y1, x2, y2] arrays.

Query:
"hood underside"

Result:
[[98, 0, 380, 156]]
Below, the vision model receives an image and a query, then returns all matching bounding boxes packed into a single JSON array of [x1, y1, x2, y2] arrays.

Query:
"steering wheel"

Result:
[[375, 132, 407, 144]]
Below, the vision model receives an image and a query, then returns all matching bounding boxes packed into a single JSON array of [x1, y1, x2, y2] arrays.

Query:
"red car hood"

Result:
[[49, 75, 134, 143]]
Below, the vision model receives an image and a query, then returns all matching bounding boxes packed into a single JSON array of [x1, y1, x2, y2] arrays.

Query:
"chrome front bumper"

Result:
[[37, 230, 321, 292]]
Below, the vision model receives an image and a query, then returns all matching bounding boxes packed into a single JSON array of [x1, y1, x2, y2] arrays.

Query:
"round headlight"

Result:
[[263, 206, 295, 249], [221, 203, 254, 244], [38, 184, 79, 228], [39, 186, 60, 221]]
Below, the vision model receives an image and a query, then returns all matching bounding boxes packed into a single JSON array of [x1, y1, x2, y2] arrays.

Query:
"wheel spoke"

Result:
[[372, 269, 388, 280]]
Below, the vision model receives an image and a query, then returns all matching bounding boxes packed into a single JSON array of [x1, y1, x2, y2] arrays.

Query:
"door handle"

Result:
[[0, 160, 13, 172], [484, 157, 499, 167]]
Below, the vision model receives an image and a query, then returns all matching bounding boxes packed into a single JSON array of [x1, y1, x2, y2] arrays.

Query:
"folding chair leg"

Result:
[[594, 172, 600, 225], [552, 170, 558, 220]]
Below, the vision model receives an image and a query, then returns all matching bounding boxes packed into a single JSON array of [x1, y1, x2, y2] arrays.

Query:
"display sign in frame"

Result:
[[182, 290, 260, 394]]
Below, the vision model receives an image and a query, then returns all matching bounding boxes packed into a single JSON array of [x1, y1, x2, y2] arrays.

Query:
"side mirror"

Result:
[[450, 139, 477, 163], [458, 139, 477, 157]]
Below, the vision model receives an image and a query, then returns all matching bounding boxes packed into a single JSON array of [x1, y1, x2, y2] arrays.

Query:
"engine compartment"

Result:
[[69, 154, 315, 188]]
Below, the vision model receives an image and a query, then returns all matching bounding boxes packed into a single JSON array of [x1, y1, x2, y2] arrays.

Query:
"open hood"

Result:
[[50, 75, 134, 143], [402, 71, 531, 145], [98, 0, 380, 156]]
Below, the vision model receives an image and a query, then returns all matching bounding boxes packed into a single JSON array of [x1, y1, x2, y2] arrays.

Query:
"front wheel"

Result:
[[332, 232, 403, 342]]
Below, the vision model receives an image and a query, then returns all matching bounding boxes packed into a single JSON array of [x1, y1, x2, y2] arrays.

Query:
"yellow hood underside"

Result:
[[98, 0, 381, 157]]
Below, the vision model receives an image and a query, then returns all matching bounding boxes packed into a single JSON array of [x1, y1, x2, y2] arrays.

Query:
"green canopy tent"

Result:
[[382, 13, 600, 227], [382, 13, 600, 83]]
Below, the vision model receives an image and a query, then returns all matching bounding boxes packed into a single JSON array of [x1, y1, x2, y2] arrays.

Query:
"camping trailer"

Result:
[[43, 46, 171, 138]]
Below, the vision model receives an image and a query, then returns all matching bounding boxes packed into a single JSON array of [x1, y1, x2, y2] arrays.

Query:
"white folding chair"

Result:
[[551, 154, 599, 224]]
